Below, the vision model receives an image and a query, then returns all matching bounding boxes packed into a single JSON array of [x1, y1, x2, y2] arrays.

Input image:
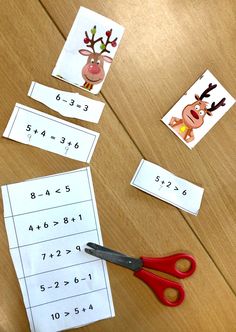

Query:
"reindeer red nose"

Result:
[[88, 64, 100, 74], [190, 110, 199, 119]]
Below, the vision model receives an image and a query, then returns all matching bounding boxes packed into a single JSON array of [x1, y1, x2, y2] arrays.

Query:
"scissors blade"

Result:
[[85, 248, 143, 271], [86, 242, 130, 257]]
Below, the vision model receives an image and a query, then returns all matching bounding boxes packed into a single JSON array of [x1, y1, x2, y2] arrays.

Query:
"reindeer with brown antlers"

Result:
[[169, 83, 226, 143], [79, 25, 118, 91]]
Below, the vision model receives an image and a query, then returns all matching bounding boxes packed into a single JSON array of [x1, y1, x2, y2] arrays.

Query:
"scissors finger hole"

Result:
[[175, 258, 191, 273], [164, 288, 179, 302]]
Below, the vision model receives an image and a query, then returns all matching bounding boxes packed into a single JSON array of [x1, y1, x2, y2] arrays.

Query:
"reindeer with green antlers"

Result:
[[79, 25, 118, 91]]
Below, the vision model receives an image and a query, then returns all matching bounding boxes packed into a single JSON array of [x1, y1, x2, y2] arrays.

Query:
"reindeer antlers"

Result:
[[198, 83, 226, 114], [194, 82, 226, 115], [84, 26, 103, 53], [199, 83, 217, 100], [207, 98, 226, 115], [100, 29, 117, 54], [83, 26, 117, 54]]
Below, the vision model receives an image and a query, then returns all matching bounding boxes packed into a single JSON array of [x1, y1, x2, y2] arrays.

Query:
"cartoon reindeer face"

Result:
[[79, 26, 118, 90], [182, 99, 208, 129], [169, 83, 226, 143], [79, 50, 112, 84], [181, 83, 226, 129]]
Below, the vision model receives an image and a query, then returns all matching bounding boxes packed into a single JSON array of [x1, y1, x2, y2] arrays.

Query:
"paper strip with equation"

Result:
[[28, 82, 105, 123], [1, 167, 114, 332], [3, 103, 99, 163], [131, 159, 204, 216]]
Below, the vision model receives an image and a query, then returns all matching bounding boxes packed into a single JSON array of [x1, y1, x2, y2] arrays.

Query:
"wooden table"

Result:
[[0, 1, 236, 331]]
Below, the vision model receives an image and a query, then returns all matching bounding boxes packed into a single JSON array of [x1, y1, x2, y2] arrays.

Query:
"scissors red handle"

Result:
[[134, 269, 185, 307], [141, 253, 196, 278], [134, 253, 196, 307]]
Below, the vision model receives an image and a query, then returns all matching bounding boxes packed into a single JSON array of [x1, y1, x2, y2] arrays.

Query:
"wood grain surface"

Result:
[[0, 1, 235, 331]]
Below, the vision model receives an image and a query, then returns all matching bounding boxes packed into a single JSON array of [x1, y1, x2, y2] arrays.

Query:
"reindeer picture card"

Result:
[[52, 7, 124, 94], [162, 70, 235, 149]]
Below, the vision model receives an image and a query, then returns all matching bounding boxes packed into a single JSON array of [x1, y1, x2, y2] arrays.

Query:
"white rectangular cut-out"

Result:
[[3, 103, 99, 162], [131, 159, 204, 216], [52, 6, 125, 95], [161, 70, 235, 149], [1, 167, 114, 332], [28, 82, 105, 123]]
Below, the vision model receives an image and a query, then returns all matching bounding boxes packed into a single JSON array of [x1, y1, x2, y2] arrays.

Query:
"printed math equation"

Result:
[[28, 82, 105, 123], [131, 159, 204, 216], [3, 104, 99, 162]]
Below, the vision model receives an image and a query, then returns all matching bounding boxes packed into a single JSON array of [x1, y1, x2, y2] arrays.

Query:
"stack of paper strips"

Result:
[[1, 167, 114, 331]]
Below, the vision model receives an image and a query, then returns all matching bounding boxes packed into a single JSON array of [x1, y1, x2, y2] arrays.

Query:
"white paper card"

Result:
[[162, 70, 235, 149], [131, 159, 204, 216], [52, 6, 125, 94], [28, 82, 105, 123], [1, 167, 114, 332], [3, 103, 99, 163]]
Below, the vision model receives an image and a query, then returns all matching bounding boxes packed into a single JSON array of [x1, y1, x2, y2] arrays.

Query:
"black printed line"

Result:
[[19, 259, 100, 279], [10, 228, 97, 249], [26, 287, 107, 310], [86, 169, 99, 241], [131, 159, 145, 185], [4, 199, 92, 219], [6, 186, 36, 332], [101, 260, 113, 317], [85, 168, 113, 316], [4, 168, 87, 191], [8, 107, 20, 138], [29, 82, 36, 97], [86, 134, 98, 163], [19, 167, 87, 183]]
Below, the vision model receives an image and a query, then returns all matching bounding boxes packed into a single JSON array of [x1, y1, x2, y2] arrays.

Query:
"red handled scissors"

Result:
[[85, 242, 196, 307]]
